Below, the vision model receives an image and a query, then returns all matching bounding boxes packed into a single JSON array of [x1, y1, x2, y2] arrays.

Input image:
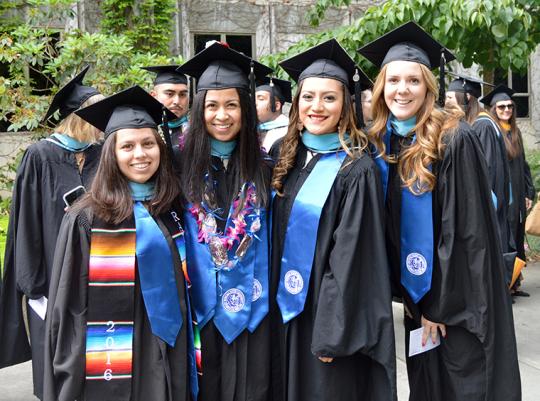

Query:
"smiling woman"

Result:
[[42, 86, 198, 401]]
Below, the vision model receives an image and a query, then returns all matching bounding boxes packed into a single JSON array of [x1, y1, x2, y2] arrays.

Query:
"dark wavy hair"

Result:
[[74, 129, 182, 224], [181, 87, 269, 207]]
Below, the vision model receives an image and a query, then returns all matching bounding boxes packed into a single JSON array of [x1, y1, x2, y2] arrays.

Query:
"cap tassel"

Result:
[[161, 107, 178, 168], [353, 69, 364, 129], [189, 77, 196, 108], [270, 79, 276, 113], [462, 81, 469, 110], [438, 50, 446, 107]]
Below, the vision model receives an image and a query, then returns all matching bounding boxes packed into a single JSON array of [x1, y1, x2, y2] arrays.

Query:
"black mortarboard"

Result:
[[75, 85, 176, 138], [256, 77, 292, 113], [480, 84, 515, 107], [279, 38, 371, 128], [141, 65, 188, 86], [177, 42, 272, 92], [447, 73, 484, 99], [358, 21, 456, 106], [43, 65, 100, 122]]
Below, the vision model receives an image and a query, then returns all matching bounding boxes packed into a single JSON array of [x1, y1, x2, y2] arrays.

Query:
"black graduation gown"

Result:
[[505, 129, 535, 260], [270, 143, 397, 401], [472, 115, 513, 253], [195, 156, 273, 401], [385, 124, 521, 401], [43, 207, 193, 401], [0, 139, 101, 399]]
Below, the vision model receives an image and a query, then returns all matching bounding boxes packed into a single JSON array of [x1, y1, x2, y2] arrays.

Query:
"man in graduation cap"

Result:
[[142, 65, 190, 150], [359, 21, 521, 401], [0, 66, 103, 400], [255, 77, 291, 152]]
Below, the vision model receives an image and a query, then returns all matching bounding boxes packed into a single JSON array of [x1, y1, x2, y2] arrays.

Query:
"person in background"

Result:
[[143, 65, 190, 151], [445, 72, 489, 124], [483, 85, 535, 298], [43, 86, 197, 401], [359, 21, 520, 401], [256, 77, 292, 152], [361, 87, 373, 125], [0, 66, 103, 400]]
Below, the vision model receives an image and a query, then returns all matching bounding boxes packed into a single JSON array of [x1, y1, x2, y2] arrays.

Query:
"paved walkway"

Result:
[[1, 264, 539, 400]]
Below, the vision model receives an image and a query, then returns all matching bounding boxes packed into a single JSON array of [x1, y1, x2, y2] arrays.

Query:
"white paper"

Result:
[[408, 326, 440, 357], [28, 296, 48, 320]]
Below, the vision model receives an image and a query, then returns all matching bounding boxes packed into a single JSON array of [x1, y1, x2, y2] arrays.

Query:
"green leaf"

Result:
[[491, 24, 507, 38]]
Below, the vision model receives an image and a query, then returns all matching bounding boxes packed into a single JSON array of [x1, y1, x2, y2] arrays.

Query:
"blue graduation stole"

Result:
[[373, 120, 434, 303], [183, 206, 270, 344], [46, 132, 91, 152], [277, 151, 346, 323]]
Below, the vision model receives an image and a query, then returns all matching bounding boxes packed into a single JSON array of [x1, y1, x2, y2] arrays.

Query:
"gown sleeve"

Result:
[[43, 210, 91, 401], [422, 126, 509, 342], [523, 159, 535, 200], [0, 148, 42, 368], [310, 160, 395, 363]]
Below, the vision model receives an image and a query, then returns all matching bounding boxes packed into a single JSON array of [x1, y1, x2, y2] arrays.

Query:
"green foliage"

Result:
[[100, 0, 176, 53], [0, 12, 182, 134], [265, 0, 539, 79]]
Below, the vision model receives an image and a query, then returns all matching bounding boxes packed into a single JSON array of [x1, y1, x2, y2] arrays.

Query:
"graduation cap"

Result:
[[358, 21, 456, 106], [141, 65, 188, 86], [279, 38, 372, 128], [256, 77, 292, 113], [176, 41, 273, 94], [74, 85, 176, 138], [42, 65, 100, 122], [447, 72, 495, 108], [480, 84, 515, 107]]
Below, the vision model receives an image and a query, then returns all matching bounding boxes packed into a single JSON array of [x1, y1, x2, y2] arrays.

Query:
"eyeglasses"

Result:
[[496, 104, 514, 110]]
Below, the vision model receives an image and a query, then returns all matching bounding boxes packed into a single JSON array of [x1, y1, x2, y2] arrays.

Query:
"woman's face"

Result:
[[384, 61, 428, 121], [115, 128, 160, 184], [204, 88, 242, 141], [495, 100, 514, 122], [298, 77, 343, 135], [445, 91, 458, 107]]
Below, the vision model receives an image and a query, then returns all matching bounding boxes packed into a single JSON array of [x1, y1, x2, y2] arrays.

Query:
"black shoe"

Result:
[[512, 298, 516, 304], [513, 290, 530, 297]]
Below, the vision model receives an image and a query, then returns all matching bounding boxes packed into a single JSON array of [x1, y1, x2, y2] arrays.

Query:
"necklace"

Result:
[[189, 182, 262, 270]]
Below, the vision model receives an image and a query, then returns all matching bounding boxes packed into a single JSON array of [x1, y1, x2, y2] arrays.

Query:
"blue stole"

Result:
[[210, 138, 237, 158], [277, 148, 347, 323], [373, 118, 434, 303], [183, 202, 269, 344], [168, 115, 188, 129], [301, 130, 345, 153], [46, 132, 91, 152], [258, 118, 288, 131], [131, 182, 183, 346]]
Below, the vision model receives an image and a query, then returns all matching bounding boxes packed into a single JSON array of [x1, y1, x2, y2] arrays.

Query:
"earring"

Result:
[[338, 119, 344, 133]]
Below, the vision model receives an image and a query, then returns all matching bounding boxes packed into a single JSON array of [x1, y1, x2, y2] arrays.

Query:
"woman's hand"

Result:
[[526, 198, 533, 210], [318, 356, 334, 363], [421, 315, 446, 346]]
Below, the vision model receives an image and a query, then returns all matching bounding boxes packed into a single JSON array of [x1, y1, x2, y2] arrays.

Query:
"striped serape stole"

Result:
[[85, 218, 136, 401]]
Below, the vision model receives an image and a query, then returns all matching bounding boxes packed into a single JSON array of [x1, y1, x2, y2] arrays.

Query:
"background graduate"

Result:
[[445, 72, 489, 124], [482, 85, 535, 297], [359, 21, 521, 401], [43, 86, 197, 401], [270, 38, 396, 401], [143, 65, 190, 151], [0, 66, 103, 400], [177, 42, 274, 401], [472, 84, 514, 267], [255, 76, 292, 152]]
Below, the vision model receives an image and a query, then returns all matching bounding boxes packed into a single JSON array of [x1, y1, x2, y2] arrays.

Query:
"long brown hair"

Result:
[[272, 80, 368, 195], [75, 129, 181, 224], [450, 92, 481, 125], [489, 101, 522, 159], [368, 63, 461, 194]]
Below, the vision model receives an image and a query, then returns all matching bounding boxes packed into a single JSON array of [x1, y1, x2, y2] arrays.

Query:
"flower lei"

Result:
[[189, 182, 262, 270]]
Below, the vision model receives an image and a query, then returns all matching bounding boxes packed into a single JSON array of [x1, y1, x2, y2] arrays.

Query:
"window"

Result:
[[493, 67, 530, 118], [193, 33, 254, 57]]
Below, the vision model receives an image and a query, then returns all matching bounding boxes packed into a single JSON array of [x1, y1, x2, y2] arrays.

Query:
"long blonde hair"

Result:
[[368, 63, 461, 193], [271, 80, 368, 195], [54, 94, 105, 143]]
